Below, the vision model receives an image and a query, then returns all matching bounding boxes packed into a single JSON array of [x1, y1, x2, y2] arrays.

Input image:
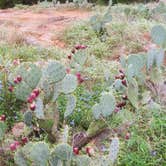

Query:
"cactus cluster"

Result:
[[9, 61, 79, 129], [90, 10, 112, 34], [14, 142, 50, 166], [14, 137, 119, 166], [115, 25, 166, 110]]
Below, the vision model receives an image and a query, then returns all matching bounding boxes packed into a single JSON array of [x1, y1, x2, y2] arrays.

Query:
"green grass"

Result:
[[0, 44, 66, 62], [118, 108, 166, 166], [62, 13, 153, 59]]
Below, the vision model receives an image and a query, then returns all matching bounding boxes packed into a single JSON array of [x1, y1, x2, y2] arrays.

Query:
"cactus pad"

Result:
[[43, 61, 66, 84], [51, 143, 72, 161], [151, 25, 166, 47], [34, 98, 44, 119], [60, 74, 78, 94], [92, 92, 116, 119], [29, 142, 50, 166], [64, 94, 77, 118], [127, 78, 138, 109], [24, 111, 33, 127]]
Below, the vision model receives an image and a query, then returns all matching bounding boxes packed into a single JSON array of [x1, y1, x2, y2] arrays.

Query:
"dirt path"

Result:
[[0, 8, 91, 47]]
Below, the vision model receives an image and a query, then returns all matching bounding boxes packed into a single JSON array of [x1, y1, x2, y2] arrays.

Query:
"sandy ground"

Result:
[[0, 8, 91, 47]]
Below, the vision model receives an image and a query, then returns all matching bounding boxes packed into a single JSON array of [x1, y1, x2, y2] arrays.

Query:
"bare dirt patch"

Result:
[[0, 8, 91, 47]]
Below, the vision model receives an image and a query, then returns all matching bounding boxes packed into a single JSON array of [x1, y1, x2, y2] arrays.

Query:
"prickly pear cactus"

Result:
[[14, 142, 49, 166], [127, 54, 145, 77], [64, 94, 77, 118], [74, 50, 88, 66], [147, 48, 165, 69], [53, 82, 61, 102], [109, 137, 119, 163], [9, 63, 42, 101], [15, 82, 32, 101], [60, 125, 69, 143], [24, 111, 33, 127], [14, 142, 33, 166], [92, 92, 116, 119], [43, 61, 66, 84], [59, 74, 78, 94], [151, 25, 166, 48], [14, 149, 29, 166], [127, 78, 138, 109], [90, 11, 112, 33], [29, 142, 50, 166], [75, 155, 91, 166], [34, 98, 44, 119], [50, 143, 73, 166], [51, 143, 73, 161]]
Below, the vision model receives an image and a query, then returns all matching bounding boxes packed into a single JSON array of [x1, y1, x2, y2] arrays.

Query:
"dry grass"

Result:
[[0, 26, 27, 46]]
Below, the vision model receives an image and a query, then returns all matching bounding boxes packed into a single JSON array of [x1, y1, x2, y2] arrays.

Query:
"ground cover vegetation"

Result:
[[0, 1, 165, 166]]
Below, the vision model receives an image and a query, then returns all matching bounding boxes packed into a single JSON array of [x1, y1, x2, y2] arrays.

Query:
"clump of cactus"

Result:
[[14, 137, 119, 166], [115, 25, 166, 109], [90, 9, 112, 34], [7, 45, 88, 140]]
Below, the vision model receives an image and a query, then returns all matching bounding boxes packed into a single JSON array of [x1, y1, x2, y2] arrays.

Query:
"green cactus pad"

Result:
[[127, 78, 138, 109], [92, 104, 102, 119], [64, 94, 77, 118], [100, 92, 116, 117], [102, 12, 112, 24], [15, 82, 32, 101], [41, 79, 54, 103], [19, 63, 42, 89], [10, 63, 42, 101], [92, 92, 116, 119], [51, 143, 73, 161], [24, 111, 33, 127], [147, 48, 165, 69], [126, 64, 135, 82], [74, 51, 88, 66], [60, 74, 78, 94], [127, 54, 145, 76], [29, 142, 50, 166], [151, 25, 166, 47], [49, 155, 62, 166], [75, 155, 91, 166], [14, 149, 29, 166], [34, 98, 44, 119], [53, 82, 61, 102], [109, 137, 119, 163], [43, 61, 66, 84]]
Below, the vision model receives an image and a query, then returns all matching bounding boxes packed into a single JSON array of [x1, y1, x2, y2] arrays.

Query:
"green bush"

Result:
[[0, 0, 38, 9], [0, 0, 14, 9]]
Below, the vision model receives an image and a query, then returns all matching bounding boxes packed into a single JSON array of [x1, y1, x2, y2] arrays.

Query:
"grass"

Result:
[[0, 43, 66, 62], [118, 108, 166, 166], [62, 9, 155, 60]]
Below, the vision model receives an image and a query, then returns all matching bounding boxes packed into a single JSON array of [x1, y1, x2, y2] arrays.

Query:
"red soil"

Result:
[[0, 8, 91, 47]]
